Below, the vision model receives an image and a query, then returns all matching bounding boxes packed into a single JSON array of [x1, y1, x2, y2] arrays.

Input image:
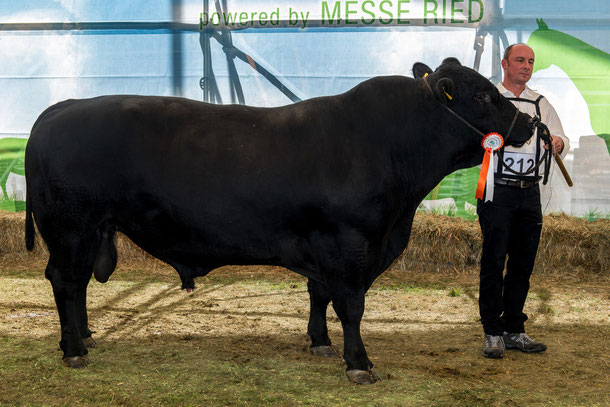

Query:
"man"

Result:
[[478, 43, 570, 358]]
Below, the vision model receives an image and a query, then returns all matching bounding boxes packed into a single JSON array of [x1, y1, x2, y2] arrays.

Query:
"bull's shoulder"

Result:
[[341, 75, 418, 111], [348, 75, 414, 97]]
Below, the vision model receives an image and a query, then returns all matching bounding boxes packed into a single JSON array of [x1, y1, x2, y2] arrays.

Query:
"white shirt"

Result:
[[496, 83, 570, 177]]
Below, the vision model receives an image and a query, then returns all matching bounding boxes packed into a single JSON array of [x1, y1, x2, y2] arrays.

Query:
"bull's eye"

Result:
[[474, 92, 490, 103]]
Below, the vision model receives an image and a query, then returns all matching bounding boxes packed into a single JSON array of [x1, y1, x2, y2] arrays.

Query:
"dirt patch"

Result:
[[0, 268, 608, 406], [4, 270, 606, 341]]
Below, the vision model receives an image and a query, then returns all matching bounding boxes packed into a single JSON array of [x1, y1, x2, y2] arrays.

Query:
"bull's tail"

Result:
[[25, 180, 35, 251]]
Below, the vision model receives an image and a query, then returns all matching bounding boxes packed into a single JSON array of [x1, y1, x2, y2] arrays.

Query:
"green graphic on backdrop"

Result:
[[528, 19, 610, 153], [423, 167, 480, 219], [0, 138, 27, 211]]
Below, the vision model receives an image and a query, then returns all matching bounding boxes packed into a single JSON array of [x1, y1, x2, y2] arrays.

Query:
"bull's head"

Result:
[[412, 58, 534, 168]]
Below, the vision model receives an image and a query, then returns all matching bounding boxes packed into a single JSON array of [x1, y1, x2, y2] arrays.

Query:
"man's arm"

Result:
[[541, 98, 570, 158]]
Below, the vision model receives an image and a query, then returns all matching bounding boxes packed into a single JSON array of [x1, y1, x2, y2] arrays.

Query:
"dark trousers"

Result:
[[477, 184, 542, 335]]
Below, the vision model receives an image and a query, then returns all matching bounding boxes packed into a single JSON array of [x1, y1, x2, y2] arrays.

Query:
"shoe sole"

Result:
[[483, 351, 504, 359]]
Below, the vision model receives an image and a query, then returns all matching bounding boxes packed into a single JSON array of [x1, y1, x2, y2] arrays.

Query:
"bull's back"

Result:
[[26, 94, 396, 268]]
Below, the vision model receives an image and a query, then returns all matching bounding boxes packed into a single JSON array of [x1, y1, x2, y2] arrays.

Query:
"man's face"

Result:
[[502, 45, 535, 86]]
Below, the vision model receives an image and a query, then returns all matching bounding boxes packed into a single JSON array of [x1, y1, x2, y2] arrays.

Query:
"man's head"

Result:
[[501, 43, 535, 88]]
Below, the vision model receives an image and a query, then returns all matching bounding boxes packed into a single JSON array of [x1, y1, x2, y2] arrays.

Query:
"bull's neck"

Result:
[[348, 78, 479, 204], [397, 92, 478, 202]]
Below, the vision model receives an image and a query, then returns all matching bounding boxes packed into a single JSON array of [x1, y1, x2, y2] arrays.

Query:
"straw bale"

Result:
[[0, 211, 48, 270], [1, 210, 608, 276], [395, 212, 609, 276], [536, 214, 609, 275], [395, 212, 482, 273]]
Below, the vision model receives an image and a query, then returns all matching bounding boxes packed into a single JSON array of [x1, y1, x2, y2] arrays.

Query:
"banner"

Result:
[[1, 1, 608, 217]]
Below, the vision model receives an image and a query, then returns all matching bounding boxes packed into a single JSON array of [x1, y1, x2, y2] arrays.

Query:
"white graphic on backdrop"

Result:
[[529, 64, 610, 216]]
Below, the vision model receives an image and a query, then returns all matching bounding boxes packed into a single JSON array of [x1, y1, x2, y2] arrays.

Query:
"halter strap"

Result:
[[421, 76, 520, 143], [499, 95, 549, 182]]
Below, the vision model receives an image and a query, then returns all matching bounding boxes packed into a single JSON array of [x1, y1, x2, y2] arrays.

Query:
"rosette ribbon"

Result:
[[475, 133, 504, 202]]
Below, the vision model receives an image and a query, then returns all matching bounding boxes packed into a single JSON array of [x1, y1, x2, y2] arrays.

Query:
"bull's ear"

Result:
[[436, 78, 456, 105], [412, 62, 433, 78]]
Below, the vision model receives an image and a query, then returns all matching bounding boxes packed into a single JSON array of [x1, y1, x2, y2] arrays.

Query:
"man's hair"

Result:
[[503, 43, 528, 61]]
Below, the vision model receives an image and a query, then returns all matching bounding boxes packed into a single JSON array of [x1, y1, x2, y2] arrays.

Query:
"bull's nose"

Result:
[[527, 117, 539, 131]]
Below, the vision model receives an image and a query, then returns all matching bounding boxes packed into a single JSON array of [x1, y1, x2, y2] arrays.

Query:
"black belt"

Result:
[[494, 178, 538, 188]]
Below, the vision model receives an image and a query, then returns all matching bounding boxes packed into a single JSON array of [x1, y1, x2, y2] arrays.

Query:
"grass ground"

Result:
[[0, 267, 608, 406]]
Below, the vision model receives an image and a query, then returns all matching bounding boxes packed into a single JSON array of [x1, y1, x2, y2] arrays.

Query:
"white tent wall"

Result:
[[1, 0, 608, 217]]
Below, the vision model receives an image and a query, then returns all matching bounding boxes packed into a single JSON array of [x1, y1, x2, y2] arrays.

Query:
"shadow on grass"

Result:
[[1, 319, 608, 407]]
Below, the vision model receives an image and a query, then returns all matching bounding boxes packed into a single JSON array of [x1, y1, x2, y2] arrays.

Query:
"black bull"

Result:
[[25, 58, 532, 384]]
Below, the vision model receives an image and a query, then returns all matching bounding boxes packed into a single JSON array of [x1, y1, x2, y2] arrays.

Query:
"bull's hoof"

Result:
[[309, 345, 340, 358], [62, 355, 90, 368], [82, 337, 96, 348], [346, 368, 381, 385]]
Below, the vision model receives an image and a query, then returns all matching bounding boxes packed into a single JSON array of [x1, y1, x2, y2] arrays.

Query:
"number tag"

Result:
[[502, 151, 536, 174]]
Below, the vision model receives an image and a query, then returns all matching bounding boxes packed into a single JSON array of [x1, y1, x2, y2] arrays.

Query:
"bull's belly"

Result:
[[117, 214, 320, 278]]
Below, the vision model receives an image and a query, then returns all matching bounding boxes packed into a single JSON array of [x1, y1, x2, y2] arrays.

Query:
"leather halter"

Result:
[[421, 75, 551, 184], [421, 75, 520, 145]]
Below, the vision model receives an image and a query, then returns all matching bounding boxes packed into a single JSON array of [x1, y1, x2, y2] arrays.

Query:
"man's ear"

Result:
[[436, 78, 455, 105], [412, 62, 433, 79]]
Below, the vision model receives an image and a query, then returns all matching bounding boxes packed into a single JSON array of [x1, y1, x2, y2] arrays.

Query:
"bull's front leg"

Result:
[[328, 283, 380, 385], [306, 279, 339, 358], [46, 264, 90, 368]]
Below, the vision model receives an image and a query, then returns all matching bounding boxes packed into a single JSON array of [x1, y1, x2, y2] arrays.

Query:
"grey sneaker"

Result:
[[483, 335, 505, 359], [503, 332, 547, 353]]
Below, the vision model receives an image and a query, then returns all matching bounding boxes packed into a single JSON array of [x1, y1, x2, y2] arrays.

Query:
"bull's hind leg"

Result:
[[306, 279, 339, 358], [47, 263, 90, 367], [76, 279, 96, 349], [45, 235, 98, 368]]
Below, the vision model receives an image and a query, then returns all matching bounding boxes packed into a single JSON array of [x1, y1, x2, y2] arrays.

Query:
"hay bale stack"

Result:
[[396, 213, 482, 273], [537, 214, 609, 275], [0, 211, 48, 270], [1, 210, 608, 276], [396, 213, 609, 275]]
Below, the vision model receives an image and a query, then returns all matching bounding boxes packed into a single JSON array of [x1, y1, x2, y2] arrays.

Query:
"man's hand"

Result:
[[545, 135, 564, 154]]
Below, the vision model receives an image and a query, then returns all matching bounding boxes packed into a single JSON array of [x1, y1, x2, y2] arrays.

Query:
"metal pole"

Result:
[[171, 0, 183, 96], [201, 0, 211, 102]]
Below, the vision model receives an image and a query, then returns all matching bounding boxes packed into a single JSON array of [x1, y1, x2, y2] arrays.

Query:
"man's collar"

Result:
[[497, 82, 534, 98]]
